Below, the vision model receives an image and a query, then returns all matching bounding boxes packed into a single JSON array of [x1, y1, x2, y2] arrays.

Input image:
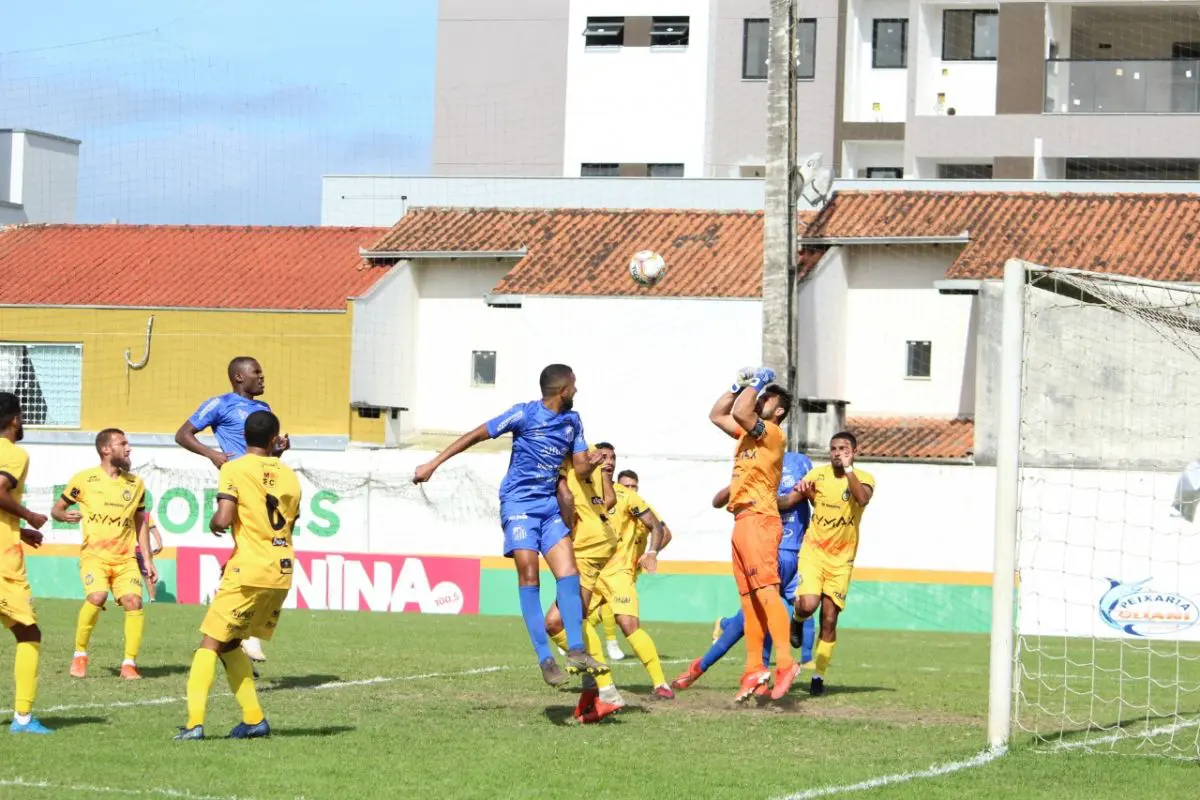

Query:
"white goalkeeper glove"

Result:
[[731, 367, 757, 394]]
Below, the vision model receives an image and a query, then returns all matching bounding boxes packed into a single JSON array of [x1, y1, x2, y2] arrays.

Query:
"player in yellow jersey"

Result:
[[790, 431, 874, 695], [53, 429, 155, 680], [175, 410, 301, 741], [0, 392, 52, 734]]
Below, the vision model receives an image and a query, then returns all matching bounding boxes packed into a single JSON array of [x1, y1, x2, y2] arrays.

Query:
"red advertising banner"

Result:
[[176, 548, 480, 615]]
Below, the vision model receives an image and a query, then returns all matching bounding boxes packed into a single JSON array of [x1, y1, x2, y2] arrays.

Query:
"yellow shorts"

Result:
[[80, 556, 143, 602], [0, 579, 36, 628], [590, 564, 639, 619], [200, 575, 288, 644], [797, 545, 854, 609], [576, 555, 611, 594]]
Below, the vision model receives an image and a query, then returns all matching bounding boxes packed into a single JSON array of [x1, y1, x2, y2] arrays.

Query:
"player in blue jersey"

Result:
[[412, 364, 610, 687], [670, 450, 816, 691], [176, 356, 289, 664]]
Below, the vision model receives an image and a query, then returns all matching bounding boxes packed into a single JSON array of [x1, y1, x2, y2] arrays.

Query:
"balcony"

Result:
[[1045, 59, 1200, 114]]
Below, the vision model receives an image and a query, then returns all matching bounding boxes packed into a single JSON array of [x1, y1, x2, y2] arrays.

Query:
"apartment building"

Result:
[[431, 0, 1200, 181]]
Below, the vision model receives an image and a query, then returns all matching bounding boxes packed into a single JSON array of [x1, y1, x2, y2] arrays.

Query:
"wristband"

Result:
[[644, 549, 657, 557], [844, 465, 854, 474]]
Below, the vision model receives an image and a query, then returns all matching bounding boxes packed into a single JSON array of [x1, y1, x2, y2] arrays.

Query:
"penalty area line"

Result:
[[0, 776, 256, 800], [769, 746, 1006, 800]]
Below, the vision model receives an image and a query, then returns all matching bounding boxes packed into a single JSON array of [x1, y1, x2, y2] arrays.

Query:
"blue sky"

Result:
[[0, 0, 437, 224]]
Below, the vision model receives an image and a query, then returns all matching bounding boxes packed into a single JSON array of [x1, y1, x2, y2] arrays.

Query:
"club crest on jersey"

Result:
[[511, 526, 527, 541], [842, 488, 851, 501], [122, 490, 133, 502], [564, 425, 574, 439]]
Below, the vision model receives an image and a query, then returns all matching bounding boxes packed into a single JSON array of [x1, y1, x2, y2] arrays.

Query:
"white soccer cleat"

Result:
[[606, 640, 626, 661], [241, 636, 267, 662]]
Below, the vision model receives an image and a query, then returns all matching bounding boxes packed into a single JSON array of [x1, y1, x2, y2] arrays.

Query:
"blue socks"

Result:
[[698, 603, 817, 672], [518, 585, 553, 662], [555, 575, 585, 651]]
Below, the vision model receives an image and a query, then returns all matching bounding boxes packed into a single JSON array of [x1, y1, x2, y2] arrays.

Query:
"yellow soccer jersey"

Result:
[[612, 483, 658, 572], [218, 454, 301, 590], [560, 459, 617, 559], [802, 464, 876, 562], [0, 438, 30, 582], [63, 466, 146, 566]]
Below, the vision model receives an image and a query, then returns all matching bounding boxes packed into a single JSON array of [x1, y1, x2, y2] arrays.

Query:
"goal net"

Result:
[[1010, 262, 1200, 757]]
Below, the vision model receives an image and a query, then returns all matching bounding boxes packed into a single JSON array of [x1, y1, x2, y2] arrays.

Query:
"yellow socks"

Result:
[[186, 648, 219, 728], [814, 639, 836, 678], [626, 628, 665, 687], [600, 604, 619, 643], [13, 641, 39, 715], [549, 629, 568, 652], [123, 609, 145, 662], [220, 648, 265, 726], [75, 601, 102, 653], [583, 620, 613, 689]]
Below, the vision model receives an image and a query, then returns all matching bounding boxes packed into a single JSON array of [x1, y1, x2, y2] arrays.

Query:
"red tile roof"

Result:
[[803, 191, 1200, 281], [0, 224, 388, 310], [846, 416, 974, 461], [367, 208, 769, 298]]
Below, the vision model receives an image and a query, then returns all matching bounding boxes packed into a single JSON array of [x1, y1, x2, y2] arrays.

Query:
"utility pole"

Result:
[[762, 0, 799, 442]]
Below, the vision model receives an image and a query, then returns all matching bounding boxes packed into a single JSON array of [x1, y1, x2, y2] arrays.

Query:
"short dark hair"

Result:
[[245, 410, 281, 449], [594, 441, 615, 452], [539, 364, 574, 397], [228, 356, 259, 383], [617, 469, 638, 482], [832, 431, 858, 449], [762, 384, 794, 422], [95, 428, 124, 455], [0, 392, 19, 430]]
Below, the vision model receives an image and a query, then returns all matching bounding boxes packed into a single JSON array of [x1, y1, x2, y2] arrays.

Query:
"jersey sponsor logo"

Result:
[[811, 514, 854, 529], [495, 409, 524, 433], [1099, 578, 1198, 637], [86, 512, 135, 528], [86, 475, 101, 483], [504, 513, 529, 523], [271, 537, 288, 547], [68, 487, 80, 499]]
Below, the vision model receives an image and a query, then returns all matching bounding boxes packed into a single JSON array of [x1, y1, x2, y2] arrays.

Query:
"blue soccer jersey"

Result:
[[778, 451, 814, 553], [187, 393, 272, 457]]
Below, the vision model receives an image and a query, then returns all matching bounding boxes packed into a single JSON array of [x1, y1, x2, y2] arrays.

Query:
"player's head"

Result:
[[539, 363, 577, 411], [594, 441, 615, 471], [757, 384, 793, 424], [0, 391, 22, 441], [830, 431, 858, 462], [244, 410, 281, 452], [228, 356, 265, 397], [617, 469, 639, 491], [96, 428, 132, 470]]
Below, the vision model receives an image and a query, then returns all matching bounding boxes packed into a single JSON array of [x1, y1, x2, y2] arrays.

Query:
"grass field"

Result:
[[3, 599, 1199, 800]]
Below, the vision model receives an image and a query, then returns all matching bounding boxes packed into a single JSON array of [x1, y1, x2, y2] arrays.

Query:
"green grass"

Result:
[[2, 599, 1198, 799]]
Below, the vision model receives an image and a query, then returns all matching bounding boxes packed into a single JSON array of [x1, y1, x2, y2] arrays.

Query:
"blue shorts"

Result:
[[500, 497, 570, 558], [778, 549, 800, 600]]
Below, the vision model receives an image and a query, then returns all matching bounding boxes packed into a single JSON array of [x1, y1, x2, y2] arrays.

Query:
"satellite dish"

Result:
[[794, 153, 833, 208]]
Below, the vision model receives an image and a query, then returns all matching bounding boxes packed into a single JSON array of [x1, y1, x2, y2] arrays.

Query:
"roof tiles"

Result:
[[847, 416, 974, 461]]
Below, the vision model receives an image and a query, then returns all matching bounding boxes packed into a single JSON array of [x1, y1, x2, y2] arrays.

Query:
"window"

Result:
[[472, 351, 496, 387], [942, 10, 998, 61], [872, 19, 908, 69], [651, 16, 689, 47], [937, 163, 993, 179], [739, 165, 765, 177], [906, 341, 932, 379], [0, 343, 82, 427], [581, 163, 619, 177], [584, 17, 625, 47], [648, 163, 684, 178], [866, 167, 903, 178], [741, 18, 818, 80], [356, 406, 382, 419]]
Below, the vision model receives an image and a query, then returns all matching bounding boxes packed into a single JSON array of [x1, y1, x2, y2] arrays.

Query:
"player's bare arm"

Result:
[[0, 474, 46, 536], [709, 390, 744, 439], [636, 509, 666, 574], [556, 475, 577, 529], [572, 448, 603, 480], [50, 494, 83, 524], [777, 484, 809, 513], [148, 522, 163, 555], [712, 485, 732, 508], [411, 423, 490, 484], [175, 421, 231, 469], [659, 523, 673, 552], [210, 497, 236, 535], [731, 384, 763, 435], [832, 450, 873, 506], [134, 508, 158, 584], [599, 462, 617, 512]]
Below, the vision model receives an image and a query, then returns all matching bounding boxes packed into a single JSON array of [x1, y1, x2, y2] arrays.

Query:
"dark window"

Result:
[[866, 167, 903, 179], [872, 19, 908, 69], [581, 163, 619, 177], [648, 163, 684, 178], [906, 341, 932, 378], [742, 18, 818, 80], [942, 10, 998, 61], [472, 351, 497, 387], [356, 406, 382, 419], [937, 163, 993, 179], [584, 17, 625, 47], [651, 16, 689, 47]]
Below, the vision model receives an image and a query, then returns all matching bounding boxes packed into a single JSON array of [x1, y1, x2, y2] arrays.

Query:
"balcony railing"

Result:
[[1045, 58, 1200, 113]]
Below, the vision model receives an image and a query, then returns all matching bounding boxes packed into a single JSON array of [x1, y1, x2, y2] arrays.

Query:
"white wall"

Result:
[[0, 131, 79, 224], [842, 245, 976, 416], [912, 4, 998, 117], [796, 247, 848, 399], [842, 140, 905, 178], [562, 0, 713, 176], [844, 0, 910, 123], [350, 263, 417, 433]]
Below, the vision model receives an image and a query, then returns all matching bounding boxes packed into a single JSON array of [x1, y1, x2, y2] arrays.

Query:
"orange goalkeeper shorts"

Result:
[[731, 512, 783, 596]]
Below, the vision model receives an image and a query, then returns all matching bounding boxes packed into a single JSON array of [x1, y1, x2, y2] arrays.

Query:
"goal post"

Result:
[[994, 258, 1200, 757]]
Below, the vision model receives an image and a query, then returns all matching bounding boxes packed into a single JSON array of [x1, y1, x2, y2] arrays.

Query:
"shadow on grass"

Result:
[[821, 684, 896, 696], [105, 664, 190, 679], [542, 704, 650, 726], [260, 674, 342, 691], [39, 715, 107, 729], [270, 725, 355, 738]]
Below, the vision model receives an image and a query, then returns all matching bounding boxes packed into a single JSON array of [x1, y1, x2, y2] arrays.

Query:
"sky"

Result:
[[0, 0, 437, 224]]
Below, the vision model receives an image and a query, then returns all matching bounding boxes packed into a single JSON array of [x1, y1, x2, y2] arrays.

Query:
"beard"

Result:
[[561, 395, 574, 411], [113, 456, 131, 472], [13, 423, 23, 442]]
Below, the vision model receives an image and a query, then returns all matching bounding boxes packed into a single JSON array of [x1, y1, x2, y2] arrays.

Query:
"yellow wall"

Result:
[[0, 306, 354, 436]]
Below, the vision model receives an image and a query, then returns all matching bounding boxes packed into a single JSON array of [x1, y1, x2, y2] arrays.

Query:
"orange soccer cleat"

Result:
[[69, 654, 88, 679], [120, 663, 142, 680], [770, 662, 802, 700], [735, 669, 771, 702], [670, 658, 704, 691], [579, 698, 623, 724]]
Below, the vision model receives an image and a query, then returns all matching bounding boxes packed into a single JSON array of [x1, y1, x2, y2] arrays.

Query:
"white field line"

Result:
[[770, 747, 1007, 800], [0, 777, 255, 800], [1049, 717, 1200, 751]]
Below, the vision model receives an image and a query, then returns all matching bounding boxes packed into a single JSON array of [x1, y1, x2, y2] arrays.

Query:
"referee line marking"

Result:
[[769, 747, 1006, 800], [0, 777, 253, 800]]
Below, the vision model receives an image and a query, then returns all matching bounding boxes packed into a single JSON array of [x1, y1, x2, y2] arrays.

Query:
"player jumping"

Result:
[[176, 356, 289, 664], [789, 432, 874, 695], [175, 410, 300, 740], [412, 364, 608, 686], [0, 392, 52, 734], [708, 367, 800, 701], [53, 429, 156, 680]]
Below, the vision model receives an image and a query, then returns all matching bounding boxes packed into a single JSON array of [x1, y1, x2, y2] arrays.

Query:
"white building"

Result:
[[0, 129, 80, 225]]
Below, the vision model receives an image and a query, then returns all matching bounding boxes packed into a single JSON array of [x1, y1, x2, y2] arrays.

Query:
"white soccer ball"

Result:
[[629, 250, 667, 287]]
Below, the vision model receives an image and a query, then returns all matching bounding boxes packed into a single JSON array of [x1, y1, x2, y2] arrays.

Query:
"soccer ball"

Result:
[[629, 250, 667, 287]]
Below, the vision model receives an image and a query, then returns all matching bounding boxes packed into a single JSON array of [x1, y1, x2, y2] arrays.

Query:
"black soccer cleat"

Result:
[[789, 616, 804, 650], [565, 648, 611, 676], [809, 676, 825, 696]]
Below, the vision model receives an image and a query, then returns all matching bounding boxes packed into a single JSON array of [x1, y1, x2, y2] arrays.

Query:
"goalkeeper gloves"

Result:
[[747, 366, 776, 392], [730, 366, 757, 394]]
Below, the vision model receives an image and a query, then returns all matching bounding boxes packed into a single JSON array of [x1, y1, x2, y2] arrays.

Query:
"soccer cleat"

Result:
[[606, 640, 626, 661], [753, 680, 772, 698], [735, 669, 771, 702], [564, 648, 610, 676], [120, 663, 142, 680], [540, 657, 569, 688], [10, 717, 53, 735], [173, 725, 205, 741], [579, 698, 623, 724], [241, 637, 267, 663], [229, 719, 271, 739], [573, 687, 599, 722], [670, 659, 704, 691], [653, 685, 676, 700], [789, 616, 804, 649], [809, 676, 826, 696], [69, 654, 88, 679], [770, 663, 802, 700]]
